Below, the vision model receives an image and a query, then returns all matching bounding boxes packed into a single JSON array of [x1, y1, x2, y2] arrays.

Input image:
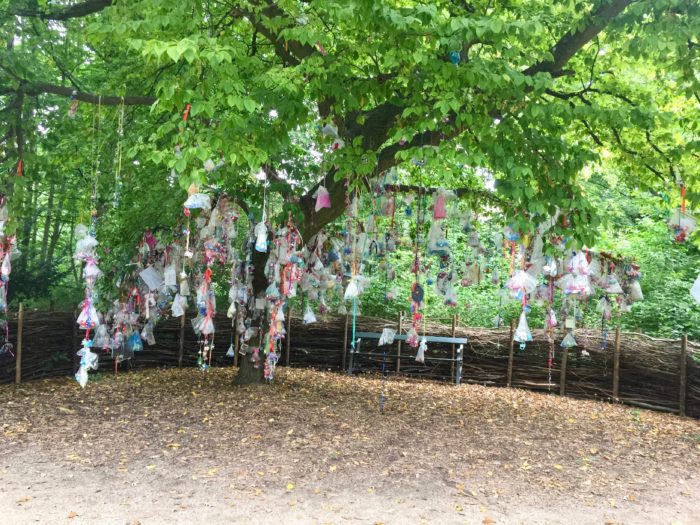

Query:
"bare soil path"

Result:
[[1, 367, 698, 524]]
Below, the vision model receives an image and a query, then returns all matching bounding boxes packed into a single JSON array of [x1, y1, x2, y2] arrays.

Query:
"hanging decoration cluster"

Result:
[[0, 194, 17, 358]]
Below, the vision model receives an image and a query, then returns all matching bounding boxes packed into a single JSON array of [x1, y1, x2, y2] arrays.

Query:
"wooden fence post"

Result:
[[341, 310, 349, 371], [14, 303, 24, 385], [396, 311, 403, 373], [450, 314, 457, 382], [612, 326, 621, 402], [72, 308, 78, 374], [285, 304, 292, 366], [177, 313, 186, 368], [506, 318, 515, 387], [559, 346, 569, 396], [679, 334, 688, 417]]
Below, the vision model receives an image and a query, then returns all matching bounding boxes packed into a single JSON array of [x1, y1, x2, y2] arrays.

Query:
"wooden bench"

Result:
[[348, 331, 468, 385]]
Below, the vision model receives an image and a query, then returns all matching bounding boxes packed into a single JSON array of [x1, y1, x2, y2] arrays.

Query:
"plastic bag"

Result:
[[74, 235, 98, 260], [627, 280, 643, 302], [433, 192, 447, 220], [406, 327, 419, 348], [597, 297, 612, 320], [198, 315, 215, 335], [164, 265, 177, 287], [83, 260, 102, 285], [506, 270, 538, 300], [567, 252, 590, 276], [385, 286, 400, 301], [415, 337, 427, 363], [378, 328, 396, 346], [427, 222, 449, 255], [77, 302, 100, 330], [141, 321, 156, 346], [179, 274, 190, 296], [172, 293, 187, 317], [314, 186, 331, 212], [513, 311, 532, 344], [226, 343, 235, 357], [344, 277, 360, 300], [254, 221, 268, 252], [184, 193, 211, 210], [562, 274, 592, 297], [303, 304, 317, 324], [669, 209, 697, 242], [227, 301, 237, 319], [545, 309, 557, 329], [93, 324, 110, 350], [139, 266, 164, 291], [604, 275, 624, 295], [128, 331, 143, 352], [0, 254, 10, 282], [561, 332, 577, 348]]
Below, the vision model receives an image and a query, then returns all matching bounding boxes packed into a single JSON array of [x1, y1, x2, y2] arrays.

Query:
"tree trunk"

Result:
[[38, 179, 55, 270], [232, 244, 269, 386]]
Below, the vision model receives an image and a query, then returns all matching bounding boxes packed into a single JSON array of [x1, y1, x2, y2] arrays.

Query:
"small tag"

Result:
[[565, 318, 575, 329]]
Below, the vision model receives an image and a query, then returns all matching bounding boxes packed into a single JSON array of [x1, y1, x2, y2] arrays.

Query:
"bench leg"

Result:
[[455, 345, 463, 386]]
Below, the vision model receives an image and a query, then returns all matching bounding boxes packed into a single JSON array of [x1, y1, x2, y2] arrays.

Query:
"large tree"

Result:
[[1, 1, 699, 380]]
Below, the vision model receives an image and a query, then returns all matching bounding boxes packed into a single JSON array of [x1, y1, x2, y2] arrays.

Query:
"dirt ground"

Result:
[[0, 367, 698, 525]]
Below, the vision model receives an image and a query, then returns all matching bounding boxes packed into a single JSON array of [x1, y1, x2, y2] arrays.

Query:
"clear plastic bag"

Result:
[[406, 327, 419, 348], [378, 328, 396, 346], [164, 265, 177, 287], [545, 309, 557, 329], [254, 221, 268, 252], [668, 209, 697, 242], [226, 301, 237, 319], [172, 293, 187, 317], [627, 280, 643, 302], [506, 270, 538, 300], [561, 332, 577, 348], [303, 304, 317, 324], [93, 324, 110, 350], [184, 193, 211, 210], [0, 254, 10, 282], [314, 185, 331, 211], [77, 302, 100, 330], [415, 337, 427, 363], [597, 297, 612, 320], [513, 311, 532, 343], [567, 252, 590, 276], [141, 321, 156, 345], [604, 275, 623, 295], [344, 278, 360, 300], [427, 222, 449, 255], [226, 343, 235, 358]]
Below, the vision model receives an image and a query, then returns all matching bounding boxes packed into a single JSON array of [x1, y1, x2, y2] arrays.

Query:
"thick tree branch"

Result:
[[525, 0, 634, 76], [8, 0, 114, 20], [7, 82, 156, 106]]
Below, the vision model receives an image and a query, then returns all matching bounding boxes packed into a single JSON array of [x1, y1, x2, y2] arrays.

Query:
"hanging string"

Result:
[[113, 98, 125, 208]]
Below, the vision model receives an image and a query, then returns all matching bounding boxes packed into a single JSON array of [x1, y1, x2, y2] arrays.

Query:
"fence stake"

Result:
[[450, 314, 457, 382], [612, 326, 621, 402], [396, 311, 403, 373], [680, 334, 688, 417], [178, 313, 186, 368], [72, 308, 78, 374], [341, 310, 349, 371], [506, 318, 515, 387], [559, 346, 569, 396], [285, 304, 292, 366], [14, 303, 24, 385]]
